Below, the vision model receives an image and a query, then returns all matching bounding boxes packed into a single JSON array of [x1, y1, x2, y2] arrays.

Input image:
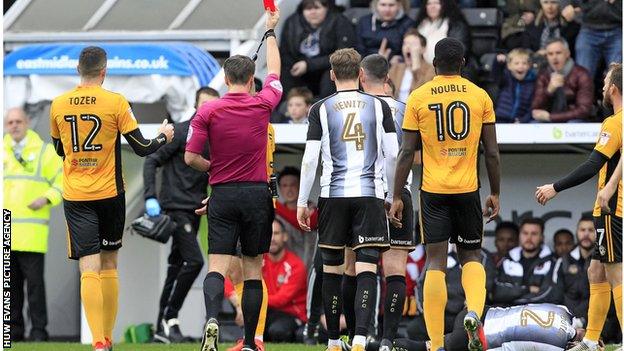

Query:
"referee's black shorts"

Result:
[[63, 193, 126, 260], [208, 182, 274, 257]]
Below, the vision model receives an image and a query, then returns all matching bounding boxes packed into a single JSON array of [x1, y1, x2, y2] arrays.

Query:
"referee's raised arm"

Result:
[[265, 8, 280, 77]]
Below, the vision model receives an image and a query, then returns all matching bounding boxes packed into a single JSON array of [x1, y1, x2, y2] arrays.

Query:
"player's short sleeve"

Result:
[[185, 109, 210, 154], [402, 93, 419, 131], [306, 102, 323, 141], [594, 117, 622, 158], [255, 73, 283, 110], [117, 96, 139, 134], [482, 91, 496, 124], [49, 100, 60, 139], [379, 98, 396, 133]]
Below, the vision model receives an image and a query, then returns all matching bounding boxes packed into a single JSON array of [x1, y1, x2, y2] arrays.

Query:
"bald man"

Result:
[[4, 108, 63, 341]]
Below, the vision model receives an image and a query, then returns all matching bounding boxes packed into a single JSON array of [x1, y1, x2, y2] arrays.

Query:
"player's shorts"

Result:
[[389, 188, 415, 250], [63, 193, 126, 260], [419, 190, 483, 250], [208, 182, 274, 257], [593, 214, 622, 263], [317, 197, 389, 250]]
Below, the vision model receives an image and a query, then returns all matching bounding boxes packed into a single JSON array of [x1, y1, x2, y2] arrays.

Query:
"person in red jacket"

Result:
[[263, 219, 308, 342], [531, 37, 594, 122]]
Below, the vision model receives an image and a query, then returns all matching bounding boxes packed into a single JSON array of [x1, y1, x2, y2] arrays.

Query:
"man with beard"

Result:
[[491, 218, 563, 307], [536, 63, 622, 351]]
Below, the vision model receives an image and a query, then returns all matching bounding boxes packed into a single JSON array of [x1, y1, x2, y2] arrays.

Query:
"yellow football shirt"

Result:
[[403, 75, 495, 194], [50, 85, 139, 201], [593, 110, 622, 217]]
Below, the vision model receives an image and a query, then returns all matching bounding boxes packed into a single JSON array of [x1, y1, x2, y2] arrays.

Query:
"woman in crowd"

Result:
[[280, 0, 356, 99], [388, 29, 435, 102], [413, 0, 472, 63], [355, 0, 414, 59], [524, 0, 580, 57]]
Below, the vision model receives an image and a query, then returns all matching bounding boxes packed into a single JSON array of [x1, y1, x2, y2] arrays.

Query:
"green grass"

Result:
[[7, 343, 622, 351]]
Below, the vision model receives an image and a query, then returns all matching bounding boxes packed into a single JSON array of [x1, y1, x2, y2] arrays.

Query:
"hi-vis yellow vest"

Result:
[[4, 130, 63, 253]]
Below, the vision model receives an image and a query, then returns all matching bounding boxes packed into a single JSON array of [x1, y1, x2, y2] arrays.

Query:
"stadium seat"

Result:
[[463, 8, 502, 58]]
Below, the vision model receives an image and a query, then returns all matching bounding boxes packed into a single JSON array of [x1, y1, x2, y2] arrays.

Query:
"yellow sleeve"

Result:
[[402, 93, 420, 131], [117, 96, 139, 134], [482, 91, 496, 124], [594, 117, 622, 158], [41, 144, 63, 206], [49, 101, 60, 139]]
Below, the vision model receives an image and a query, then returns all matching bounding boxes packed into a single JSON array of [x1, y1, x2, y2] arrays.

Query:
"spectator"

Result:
[[407, 245, 495, 340], [275, 167, 318, 268], [503, 0, 540, 18], [492, 221, 520, 266], [279, 87, 314, 124], [553, 228, 575, 258], [263, 219, 308, 342], [559, 216, 595, 328], [531, 38, 594, 122], [523, 0, 580, 58], [501, 8, 537, 51], [492, 218, 563, 306], [280, 0, 356, 98], [413, 0, 471, 64], [573, 0, 622, 80], [493, 48, 537, 123], [5, 108, 63, 342], [388, 29, 435, 102], [355, 0, 414, 59]]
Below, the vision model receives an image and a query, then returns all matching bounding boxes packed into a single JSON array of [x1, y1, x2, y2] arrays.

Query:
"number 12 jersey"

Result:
[[50, 85, 139, 201]]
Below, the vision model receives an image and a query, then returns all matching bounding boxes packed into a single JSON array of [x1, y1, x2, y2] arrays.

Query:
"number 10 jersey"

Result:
[[306, 90, 396, 200], [50, 85, 139, 201]]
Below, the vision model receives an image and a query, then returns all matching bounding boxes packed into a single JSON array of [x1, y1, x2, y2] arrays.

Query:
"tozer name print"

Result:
[[68, 96, 96, 105]]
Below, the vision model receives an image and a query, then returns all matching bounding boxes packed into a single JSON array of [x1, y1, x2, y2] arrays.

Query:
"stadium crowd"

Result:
[[271, 0, 621, 123], [4, 1, 622, 350]]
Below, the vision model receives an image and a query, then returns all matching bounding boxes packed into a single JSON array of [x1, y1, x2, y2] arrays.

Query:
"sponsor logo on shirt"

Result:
[[599, 131, 611, 146], [71, 158, 98, 167], [440, 147, 467, 157]]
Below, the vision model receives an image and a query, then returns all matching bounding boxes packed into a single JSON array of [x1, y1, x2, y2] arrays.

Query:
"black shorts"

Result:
[[593, 214, 622, 263], [317, 197, 389, 250], [208, 182, 274, 257], [63, 193, 126, 260], [389, 188, 415, 250], [419, 190, 483, 250]]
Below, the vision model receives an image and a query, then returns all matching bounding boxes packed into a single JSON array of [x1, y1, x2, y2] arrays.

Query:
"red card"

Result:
[[263, 0, 276, 11]]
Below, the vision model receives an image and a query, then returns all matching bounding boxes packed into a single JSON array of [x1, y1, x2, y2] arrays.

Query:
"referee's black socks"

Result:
[[322, 272, 343, 340], [382, 275, 406, 341], [354, 271, 377, 337], [342, 274, 357, 341], [242, 279, 263, 349], [203, 272, 224, 320]]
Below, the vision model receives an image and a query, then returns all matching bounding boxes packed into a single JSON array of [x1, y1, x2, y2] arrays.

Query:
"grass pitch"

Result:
[[8, 343, 622, 351]]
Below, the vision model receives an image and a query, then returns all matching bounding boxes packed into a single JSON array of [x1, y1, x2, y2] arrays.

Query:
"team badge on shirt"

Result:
[[599, 132, 611, 146], [269, 80, 283, 92]]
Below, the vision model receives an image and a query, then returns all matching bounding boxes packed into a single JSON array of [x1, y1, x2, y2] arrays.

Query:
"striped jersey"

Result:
[[484, 303, 576, 349], [378, 95, 412, 189], [306, 90, 396, 199]]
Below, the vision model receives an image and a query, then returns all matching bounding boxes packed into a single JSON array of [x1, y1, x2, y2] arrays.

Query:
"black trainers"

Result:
[[200, 318, 219, 351], [165, 318, 186, 343], [153, 327, 170, 344], [303, 323, 319, 345]]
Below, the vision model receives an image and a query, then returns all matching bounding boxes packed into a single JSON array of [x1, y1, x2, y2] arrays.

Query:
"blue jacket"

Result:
[[355, 13, 415, 58], [495, 68, 537, 123]]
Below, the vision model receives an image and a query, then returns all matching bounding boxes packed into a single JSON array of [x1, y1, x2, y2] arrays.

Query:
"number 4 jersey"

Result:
[[50, 85, 139, 201], [304, 90, 397, 200], [403, 75, 495, 194]]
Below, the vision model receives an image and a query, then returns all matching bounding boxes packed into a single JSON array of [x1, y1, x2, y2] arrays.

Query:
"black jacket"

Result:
[[143, 119, 209, 211], [523, 19, 580, 53], [559, 246, 591, 326], [492, 245, 564, 306], [280, 11, 356, 73], [579, 0, 621, 30], [355, 13, 415, 58]]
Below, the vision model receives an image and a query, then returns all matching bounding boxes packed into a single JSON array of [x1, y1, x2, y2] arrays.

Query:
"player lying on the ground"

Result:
[[393, 303, 589, 351]]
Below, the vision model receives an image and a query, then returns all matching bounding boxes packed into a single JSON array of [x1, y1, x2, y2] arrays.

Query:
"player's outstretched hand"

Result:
[[266, 6, 280, 30], [483, 194, 499, 223], [297, 206, 311, 232], [388, 198, 404, 228], [535, 184, 557, 206], [195, 196, 209, 215], [158, 119, 174, 143]]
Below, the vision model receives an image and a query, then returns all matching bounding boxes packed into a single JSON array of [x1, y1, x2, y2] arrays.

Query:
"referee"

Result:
[[185, 8, 282, 351]]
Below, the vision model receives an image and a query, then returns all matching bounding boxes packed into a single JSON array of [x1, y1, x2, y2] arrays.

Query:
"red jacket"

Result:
[[263, 250, 308, 322], [532, 64, 594, 122], [275, 201, 318, 231]]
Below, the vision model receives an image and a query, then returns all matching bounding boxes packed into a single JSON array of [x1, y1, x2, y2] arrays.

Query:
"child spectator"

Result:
[[494, 48, 537, 123], [279, 87, 313, 124], [355, 0, 414, 59]]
